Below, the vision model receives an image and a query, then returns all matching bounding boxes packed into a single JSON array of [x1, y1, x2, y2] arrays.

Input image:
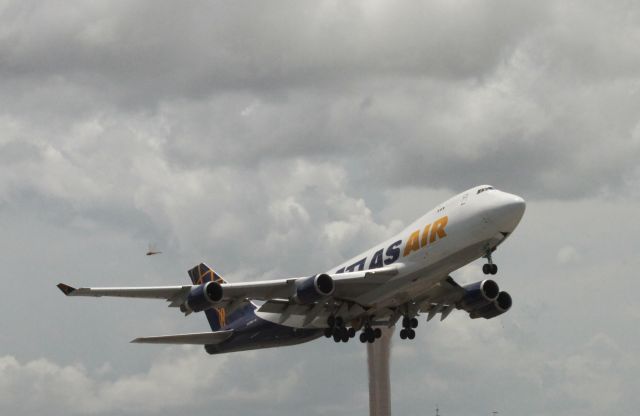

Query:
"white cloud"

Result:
[[0, 348, 310, 415]]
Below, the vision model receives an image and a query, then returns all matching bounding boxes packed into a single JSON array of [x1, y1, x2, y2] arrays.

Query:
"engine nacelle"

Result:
[[293, 273, 335, 304], [185, 281, 224, 313], [459, 279, 500, 311], [470, 291, 512, 319]]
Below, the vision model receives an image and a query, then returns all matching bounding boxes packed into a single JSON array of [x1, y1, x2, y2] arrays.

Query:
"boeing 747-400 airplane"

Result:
[[58, 185, 525, 354]]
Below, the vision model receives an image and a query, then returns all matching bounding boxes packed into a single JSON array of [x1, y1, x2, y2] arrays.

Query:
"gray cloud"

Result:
[[1, 1, 545, 100], [3, 1, 639, 199]]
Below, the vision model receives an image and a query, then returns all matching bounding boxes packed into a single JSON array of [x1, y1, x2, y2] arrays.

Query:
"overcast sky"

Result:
[[2, 1, 640, 415]]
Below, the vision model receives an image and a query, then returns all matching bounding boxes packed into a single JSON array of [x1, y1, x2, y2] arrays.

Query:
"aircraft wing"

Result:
[[57, 265, 400, 309], [221, 266, 399, 301], [57, 283, 193, 306]]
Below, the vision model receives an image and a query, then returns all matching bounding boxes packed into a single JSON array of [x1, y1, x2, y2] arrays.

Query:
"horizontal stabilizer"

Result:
[[131, 330, 234, 345]]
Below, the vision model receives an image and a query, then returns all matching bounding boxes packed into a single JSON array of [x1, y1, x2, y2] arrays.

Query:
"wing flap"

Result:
[[414, 276, 468, 321], [131, 330, 233, 345]]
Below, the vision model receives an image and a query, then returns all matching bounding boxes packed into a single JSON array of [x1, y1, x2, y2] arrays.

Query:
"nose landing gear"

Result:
[[482, 247, 498, 275]]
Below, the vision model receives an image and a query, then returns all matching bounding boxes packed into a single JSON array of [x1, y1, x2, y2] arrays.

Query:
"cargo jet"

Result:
[[58, 185, 525, 354]]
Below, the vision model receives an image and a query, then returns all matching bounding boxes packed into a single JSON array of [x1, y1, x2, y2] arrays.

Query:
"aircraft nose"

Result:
[[487, 192, 526, 233]]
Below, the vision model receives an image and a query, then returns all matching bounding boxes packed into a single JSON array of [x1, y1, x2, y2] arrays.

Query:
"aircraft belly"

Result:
[[256, 303, 366, 329], [204, 317, 322, 354]]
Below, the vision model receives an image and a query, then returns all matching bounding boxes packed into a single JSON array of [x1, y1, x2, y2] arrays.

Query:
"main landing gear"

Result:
[[482, 247, 498, 275], [359, 325, 382, 344], [324, 315, 356, 343], [399, 316, 417, 340], [324, 315, 385, 344]]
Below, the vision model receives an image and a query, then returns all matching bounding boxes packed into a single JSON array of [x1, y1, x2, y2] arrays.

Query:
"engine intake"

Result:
[[293, 273, 335, 304], [185, 281, 224, 313], [459, 279, 500, 311]]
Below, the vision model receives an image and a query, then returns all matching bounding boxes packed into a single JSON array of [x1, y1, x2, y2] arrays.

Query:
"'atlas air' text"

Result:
[[334, 216, 449, 274]]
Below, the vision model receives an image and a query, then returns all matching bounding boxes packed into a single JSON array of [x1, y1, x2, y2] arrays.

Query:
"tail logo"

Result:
[[216, 307, 226, 327]]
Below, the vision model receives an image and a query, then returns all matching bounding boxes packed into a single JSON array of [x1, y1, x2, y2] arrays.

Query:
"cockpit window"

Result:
[[476, 186, 494, 194]]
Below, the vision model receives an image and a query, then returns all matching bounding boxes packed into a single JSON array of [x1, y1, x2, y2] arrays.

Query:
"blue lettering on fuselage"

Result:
[[335, 239, 404, 273], [345, 257, 366, 272], [369, 249, 384, 269], [384, 240, 402, 265]]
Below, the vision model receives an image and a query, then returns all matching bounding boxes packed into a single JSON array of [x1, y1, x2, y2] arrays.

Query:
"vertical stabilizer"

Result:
[[187, 263, 255, 331], [188, 263, 227, 285]]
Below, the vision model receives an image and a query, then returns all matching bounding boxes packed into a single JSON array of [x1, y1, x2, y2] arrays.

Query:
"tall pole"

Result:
[[367, 326, 395, 416]]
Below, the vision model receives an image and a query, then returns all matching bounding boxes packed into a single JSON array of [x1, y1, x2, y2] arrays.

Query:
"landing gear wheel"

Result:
[[400, 329, 407, 339], [407, 329, 416, 340], [374, 328, 382, 339], [402, 317, 410, 328], [359, 332, 367, 343], [324, 328, 332, 338], [341, 328, 349, 343], [410, 318, 418, 328], [490, 264, 498, 275], [333, 333, 341, 343], [363, 327, 375, 343], [482, 264, 491, 275], [348, 327, 356, 338]]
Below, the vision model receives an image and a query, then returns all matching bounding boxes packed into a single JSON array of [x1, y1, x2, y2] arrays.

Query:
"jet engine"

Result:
[[293, 274, 335, 304], [458, 279, 512, 319], [469, 291, 512, 319], [459, 279, 500, 310], [185, 281, 224, 312]]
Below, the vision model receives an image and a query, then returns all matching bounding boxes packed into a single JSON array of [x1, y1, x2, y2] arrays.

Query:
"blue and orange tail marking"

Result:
[[188, 263, 227, 286], [187, 263, 255, 331]]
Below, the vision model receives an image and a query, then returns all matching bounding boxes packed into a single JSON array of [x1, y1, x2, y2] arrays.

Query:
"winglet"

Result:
[[57, 283, 76, 296]]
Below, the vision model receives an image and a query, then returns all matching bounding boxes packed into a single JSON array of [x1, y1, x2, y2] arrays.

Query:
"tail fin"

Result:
[[187, 263, 256, 331], [188, 263, 227, 286]]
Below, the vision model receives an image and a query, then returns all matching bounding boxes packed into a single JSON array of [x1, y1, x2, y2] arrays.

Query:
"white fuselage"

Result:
[[326, 185, 525, 310]]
